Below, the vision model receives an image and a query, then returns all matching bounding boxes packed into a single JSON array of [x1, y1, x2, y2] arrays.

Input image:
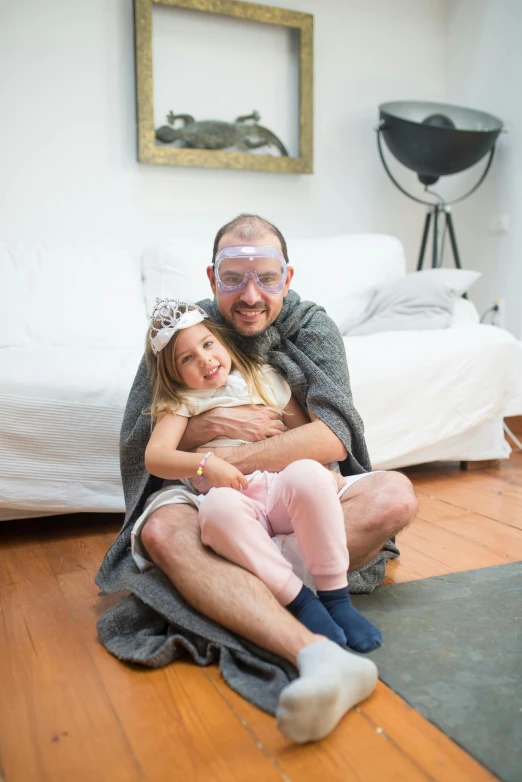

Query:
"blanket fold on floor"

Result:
[[96, 291, 399, 710], [97, 566, 297, 714]]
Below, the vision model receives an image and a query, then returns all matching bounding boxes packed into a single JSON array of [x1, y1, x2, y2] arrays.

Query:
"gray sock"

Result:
[[276, 640, 378, 744]]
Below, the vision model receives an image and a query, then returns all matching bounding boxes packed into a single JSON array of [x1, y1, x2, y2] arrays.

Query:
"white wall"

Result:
[[445, 0, 522, 337], [0, 0, 446, 269]]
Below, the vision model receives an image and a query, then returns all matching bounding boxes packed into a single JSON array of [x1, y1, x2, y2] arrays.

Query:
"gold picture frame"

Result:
[[134, 0, 313, 173]]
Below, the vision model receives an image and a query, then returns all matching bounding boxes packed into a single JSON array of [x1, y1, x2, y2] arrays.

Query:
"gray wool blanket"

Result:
[[96, 290, 399, 714]]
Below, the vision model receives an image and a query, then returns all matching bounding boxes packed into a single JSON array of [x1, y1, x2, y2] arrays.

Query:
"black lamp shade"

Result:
[[379, 101, 503, 180]]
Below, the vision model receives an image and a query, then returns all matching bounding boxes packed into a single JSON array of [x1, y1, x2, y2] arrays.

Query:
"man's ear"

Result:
[[207, 266, 217, 294], [283, 266, 294, 295]]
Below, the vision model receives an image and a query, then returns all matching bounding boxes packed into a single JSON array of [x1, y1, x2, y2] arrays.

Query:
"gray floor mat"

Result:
[[352, 562, 522, 782]]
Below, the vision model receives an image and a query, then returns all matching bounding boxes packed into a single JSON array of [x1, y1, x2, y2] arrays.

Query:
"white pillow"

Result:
[[451, 296, 481, 326], [142, 239, 213, 316], [340, 268, 481, 337], [414, 268, 481, 297], [287, 234, 407, 325], [0, 242, 148, 348]]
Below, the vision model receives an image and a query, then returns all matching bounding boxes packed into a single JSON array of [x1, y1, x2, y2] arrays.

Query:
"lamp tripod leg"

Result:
[[445, 209, 462, 269], [417, 209, 432, 271], [444, 207, 467, 297], [432, 205, 440, 268]]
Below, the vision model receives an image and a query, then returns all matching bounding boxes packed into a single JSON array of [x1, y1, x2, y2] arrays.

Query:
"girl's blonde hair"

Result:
[[145, 302, 277, 419]]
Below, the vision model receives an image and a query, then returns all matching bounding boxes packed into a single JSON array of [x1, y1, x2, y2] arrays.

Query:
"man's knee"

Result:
[[378, 471, 418, 532], [141, 503, 199, 562], [343, 470, 417, 536]]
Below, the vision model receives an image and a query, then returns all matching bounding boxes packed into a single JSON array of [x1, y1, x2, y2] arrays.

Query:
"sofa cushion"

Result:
[[142, 239, 213, 316], [141, 234, 407, 327], [0, 242, 148, 348], [287, 234, 406, 326]]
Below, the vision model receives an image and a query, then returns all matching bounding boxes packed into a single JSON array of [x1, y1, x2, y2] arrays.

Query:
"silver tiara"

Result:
[[149, 298, 208, 355]]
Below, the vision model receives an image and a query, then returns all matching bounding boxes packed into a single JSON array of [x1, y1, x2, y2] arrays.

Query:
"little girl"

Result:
[[132, 298, 381, 653]]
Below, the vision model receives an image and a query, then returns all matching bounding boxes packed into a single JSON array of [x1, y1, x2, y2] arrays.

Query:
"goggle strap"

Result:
[[214, 245, 286, 265]]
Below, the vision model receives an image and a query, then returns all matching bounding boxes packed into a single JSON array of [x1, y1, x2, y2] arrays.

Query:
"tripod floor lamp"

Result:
[[376, 101, 504, 271]]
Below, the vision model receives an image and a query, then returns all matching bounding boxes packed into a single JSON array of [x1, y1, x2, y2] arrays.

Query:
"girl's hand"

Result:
[[202, 455, 249, 491]]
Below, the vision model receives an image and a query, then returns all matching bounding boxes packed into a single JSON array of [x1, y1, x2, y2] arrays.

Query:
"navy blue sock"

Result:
[[285, 585, 346, 646], [317, 586, 382, 653]]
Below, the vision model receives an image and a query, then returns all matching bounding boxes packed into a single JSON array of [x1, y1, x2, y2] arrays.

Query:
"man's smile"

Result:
[[234, 308, 267, 319]]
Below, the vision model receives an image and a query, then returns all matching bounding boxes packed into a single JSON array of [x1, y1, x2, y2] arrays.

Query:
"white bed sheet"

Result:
[[0, 346, 143, 521], [344, 324, 522, 469], [1, 325, 522, 522]]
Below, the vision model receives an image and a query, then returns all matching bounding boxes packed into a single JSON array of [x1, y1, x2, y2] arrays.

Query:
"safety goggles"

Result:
[[213, 245, 288, 294]]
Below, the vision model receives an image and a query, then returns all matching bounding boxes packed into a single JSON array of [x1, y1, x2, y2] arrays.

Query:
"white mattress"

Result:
[[0, 346, 143, 521], [344, 324, 522, 469], [1, 324, 522, 522]]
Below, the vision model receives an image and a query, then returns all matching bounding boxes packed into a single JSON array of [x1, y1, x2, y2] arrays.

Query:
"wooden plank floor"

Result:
[[2, 452, 521, 782]]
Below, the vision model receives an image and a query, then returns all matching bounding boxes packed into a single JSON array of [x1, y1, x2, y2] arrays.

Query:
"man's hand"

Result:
[[179, 404, 287, 451], [223, 405, 287, 441]]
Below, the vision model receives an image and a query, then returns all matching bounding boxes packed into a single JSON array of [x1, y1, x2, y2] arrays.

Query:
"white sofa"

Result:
[[2, 234, 522, 522]]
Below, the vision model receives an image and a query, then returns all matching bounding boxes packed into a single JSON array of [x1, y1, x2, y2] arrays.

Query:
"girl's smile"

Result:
[[203, 365, 221, 380]]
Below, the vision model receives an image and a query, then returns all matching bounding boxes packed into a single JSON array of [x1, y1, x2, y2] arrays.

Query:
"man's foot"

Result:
[[276, 640, 378, 743], [285, 585, 346, 645], [317, 586, 382, 653]]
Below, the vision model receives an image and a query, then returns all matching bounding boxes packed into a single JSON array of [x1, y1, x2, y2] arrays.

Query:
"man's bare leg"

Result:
[[340, 471, 418, 571], [141, 502, 378, 743], [141, 502, 318, 664]]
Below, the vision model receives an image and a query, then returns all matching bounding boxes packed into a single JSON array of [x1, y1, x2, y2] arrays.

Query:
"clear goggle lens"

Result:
[[214, 245, 287, 294]]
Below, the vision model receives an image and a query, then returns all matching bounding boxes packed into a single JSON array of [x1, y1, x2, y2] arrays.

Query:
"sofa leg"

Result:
[[460, 459, 501, 471]]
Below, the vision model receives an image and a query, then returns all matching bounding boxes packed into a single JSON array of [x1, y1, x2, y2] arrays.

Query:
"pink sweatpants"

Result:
[[199, 459, 349, 605]]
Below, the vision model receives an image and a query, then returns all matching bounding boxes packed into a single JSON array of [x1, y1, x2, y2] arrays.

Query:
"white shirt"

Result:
[[176, 365, 292, 448]]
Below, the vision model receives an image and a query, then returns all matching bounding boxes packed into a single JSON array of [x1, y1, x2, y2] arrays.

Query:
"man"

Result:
[[97, 214, 417, 743]]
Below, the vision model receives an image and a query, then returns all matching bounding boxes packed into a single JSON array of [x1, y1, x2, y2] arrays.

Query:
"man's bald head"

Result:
[[212, 214, 289, 265]]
